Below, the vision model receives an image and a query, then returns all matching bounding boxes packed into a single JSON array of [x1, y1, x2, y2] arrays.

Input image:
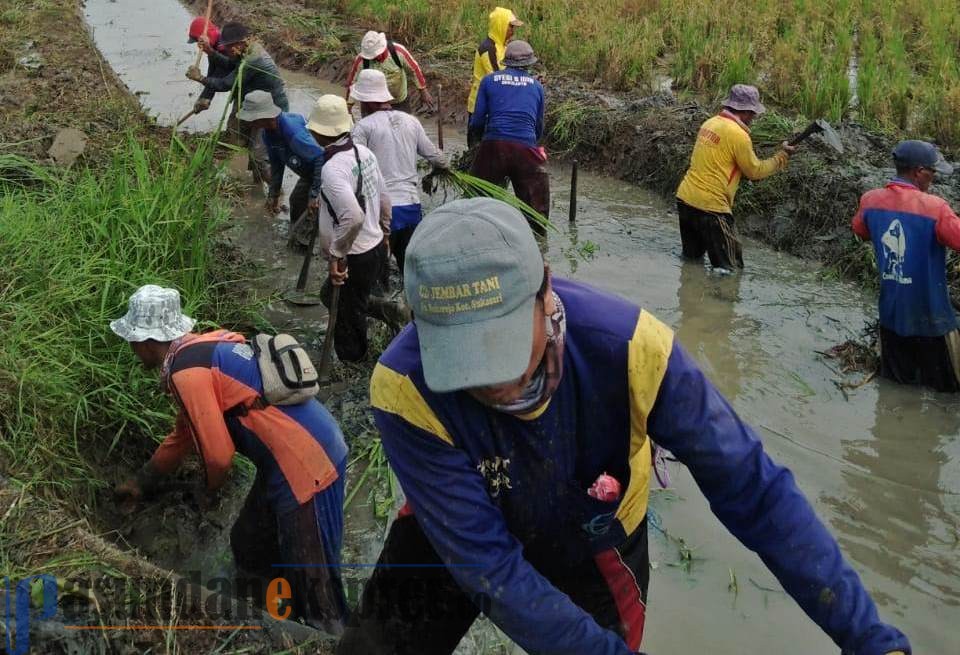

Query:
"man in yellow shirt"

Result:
[[676, 84, 795, 271], [466, 6, 523, 147]]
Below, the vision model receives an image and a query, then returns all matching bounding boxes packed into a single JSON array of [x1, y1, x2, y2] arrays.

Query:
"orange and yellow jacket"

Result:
[[676, 110, 789, 215], [466, 7, 515, 114], [151, 331, 347, 513]]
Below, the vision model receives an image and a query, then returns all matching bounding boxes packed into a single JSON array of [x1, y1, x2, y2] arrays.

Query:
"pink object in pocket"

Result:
[[533, 145, 548, 163], [588, 473, 621, 502]]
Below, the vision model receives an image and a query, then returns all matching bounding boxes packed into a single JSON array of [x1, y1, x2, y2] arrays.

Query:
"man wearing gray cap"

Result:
[[852, 139, 960, 391], [110, 285, 349, 632], [337, 198, 910, 655], [468, 40, 548, 234], [676, 84, 795, 272]]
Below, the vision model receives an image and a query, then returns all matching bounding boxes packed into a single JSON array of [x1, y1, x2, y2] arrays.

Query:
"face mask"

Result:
[[491, 291, 567, 415]]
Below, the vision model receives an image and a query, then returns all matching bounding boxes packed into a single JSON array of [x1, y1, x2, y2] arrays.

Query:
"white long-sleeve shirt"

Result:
[[318, 140, 388, 258], [352, 110, 448, 207]]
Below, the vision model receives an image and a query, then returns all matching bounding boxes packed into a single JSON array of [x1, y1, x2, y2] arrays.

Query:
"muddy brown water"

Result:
[[84, 0, 958, 653]]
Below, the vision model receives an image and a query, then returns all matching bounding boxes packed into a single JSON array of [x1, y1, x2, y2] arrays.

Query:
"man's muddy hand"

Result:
[[329, 258, 348, 285], [185, 65, 204, 82], [114, 477, 143, 515]]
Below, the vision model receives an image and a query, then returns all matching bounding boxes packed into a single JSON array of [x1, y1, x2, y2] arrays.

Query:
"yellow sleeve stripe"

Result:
[[370, 363, 454, 446], [616, 310, 675, 535]]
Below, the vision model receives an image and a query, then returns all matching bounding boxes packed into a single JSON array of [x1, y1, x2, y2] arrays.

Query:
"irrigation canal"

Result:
[[84, 0, 958, 652]]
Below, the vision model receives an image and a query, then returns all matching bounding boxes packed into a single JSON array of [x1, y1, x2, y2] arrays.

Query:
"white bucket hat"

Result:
[[350, 69, 394, 103], [236, 90, 281, 122], [307, 95, 354, 137], [360, 30, 388, 60], [110, 285, 195, 343]]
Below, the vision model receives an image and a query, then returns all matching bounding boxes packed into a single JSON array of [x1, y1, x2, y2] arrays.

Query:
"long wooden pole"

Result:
[[194, 0, 214, 68], [569, 160, 578, 222], [436, 84, 444, 150]]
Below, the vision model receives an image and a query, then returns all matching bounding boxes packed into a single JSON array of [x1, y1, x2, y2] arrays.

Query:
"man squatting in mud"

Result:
[[111, 285, 349, 634], [336, 197, 910, 655]]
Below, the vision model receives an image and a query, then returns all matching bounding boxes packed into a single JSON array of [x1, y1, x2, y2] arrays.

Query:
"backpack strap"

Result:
[[479, 38, 500, 72], [319, 139, 366, 225], [387, 40, 403, 69]]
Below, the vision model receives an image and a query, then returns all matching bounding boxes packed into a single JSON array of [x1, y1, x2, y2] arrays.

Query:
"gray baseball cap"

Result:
[[404, 198, 544, 393], [893, 139, 954, 175]]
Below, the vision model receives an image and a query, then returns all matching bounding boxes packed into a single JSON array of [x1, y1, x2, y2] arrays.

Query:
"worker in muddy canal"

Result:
[[852, 139, 960, 392], [345, 30, 433, 113], [351, 69, 449, 288], [336, 198, 910, 655], [229, 89, 326, 246], [676, 84, 795, 273], [308, 94, 392, 363], [186, 21, 288, 187], [467, 6, 523, 148], [185, 17, 233, 117], [110, 285, 348, 633], [469, 40, 549, 234]]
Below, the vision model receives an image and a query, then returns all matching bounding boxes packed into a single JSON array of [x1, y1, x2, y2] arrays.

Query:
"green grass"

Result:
[[0, 134, 247, 510]]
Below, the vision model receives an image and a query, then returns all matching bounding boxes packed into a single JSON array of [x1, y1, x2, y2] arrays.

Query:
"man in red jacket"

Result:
[[852, 139, 960, 390]]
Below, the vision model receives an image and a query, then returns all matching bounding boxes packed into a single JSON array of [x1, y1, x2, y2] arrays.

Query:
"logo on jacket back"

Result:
[[880, 219, 913, 285]]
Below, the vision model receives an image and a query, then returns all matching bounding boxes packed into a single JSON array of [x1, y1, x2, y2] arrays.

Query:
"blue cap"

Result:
[[892, 140, 953, 175]]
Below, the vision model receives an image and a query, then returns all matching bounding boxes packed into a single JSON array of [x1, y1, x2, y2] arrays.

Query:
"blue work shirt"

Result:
[[263, 112, 325, 200], [469, 67, 545, 148], [853, 178, 960, 336]]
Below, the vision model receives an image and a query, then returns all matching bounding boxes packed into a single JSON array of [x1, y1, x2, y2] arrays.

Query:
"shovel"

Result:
[[788, 118, 844, 153], [283, 209, 325, 306], [317, 260, 344, 380], [175, 109, 197, 128]]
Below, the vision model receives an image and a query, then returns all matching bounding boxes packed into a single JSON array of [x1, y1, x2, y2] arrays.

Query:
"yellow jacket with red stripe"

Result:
[[676, 111, 788, 214], [466, 7, 514, 114]]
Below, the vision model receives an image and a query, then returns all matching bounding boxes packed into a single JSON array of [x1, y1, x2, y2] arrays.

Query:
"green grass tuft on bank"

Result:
[[0, 135, 249, 510]]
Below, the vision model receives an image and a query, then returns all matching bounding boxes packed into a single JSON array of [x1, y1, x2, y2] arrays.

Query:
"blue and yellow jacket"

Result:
[[371, 278, 910, 655]]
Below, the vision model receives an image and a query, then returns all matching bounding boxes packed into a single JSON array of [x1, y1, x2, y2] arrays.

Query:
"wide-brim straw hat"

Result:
[[360, 30, 388, 60], [502, 40, 538, 68], [307, 95, 354, 137], [721, 84, 766, 114], [350, 68, 394, 103], [236, 90, 281, 122], [110, 285, 195, 343]]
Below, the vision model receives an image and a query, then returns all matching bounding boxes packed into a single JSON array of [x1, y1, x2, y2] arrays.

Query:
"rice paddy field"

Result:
[[337, 0, 960, 147]]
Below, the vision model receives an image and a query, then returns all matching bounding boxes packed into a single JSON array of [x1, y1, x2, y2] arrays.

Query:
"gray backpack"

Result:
[[252, 334, 319, 405]]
